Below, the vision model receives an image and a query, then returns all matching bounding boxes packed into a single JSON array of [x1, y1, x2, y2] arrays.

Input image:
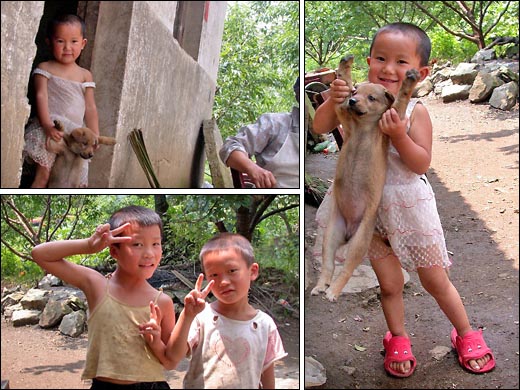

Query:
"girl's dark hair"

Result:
[[199, 233, 255, 270], [369, 22, 431, 67], [108, 206, 163, 238], [46, 14, 86, 40]]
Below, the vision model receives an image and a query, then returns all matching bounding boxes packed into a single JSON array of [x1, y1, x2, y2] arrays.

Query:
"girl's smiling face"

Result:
[[367, 31, 428, 96], [48, 22, 86, 65]]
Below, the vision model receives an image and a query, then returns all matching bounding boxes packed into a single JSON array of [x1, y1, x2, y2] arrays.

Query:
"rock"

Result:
[[441, 84, 472, 103], [430, 345, 452, 361], [305, 356, 326, 387], [11, 309, 41, 326], [450, 63, 479, 85], [414, 78, 433, 98], [471, 49, 496, 63], [489, 81, 519, 110], [59, 310, 86, 337], [20, 288, 49, 310], [3, 303, 23, 318], [39, 299, 73, 328], [1, 291, 25, 311], [469, 72, 504, 103], [333, 264, 410, 294], [38, 274, 63, 289]]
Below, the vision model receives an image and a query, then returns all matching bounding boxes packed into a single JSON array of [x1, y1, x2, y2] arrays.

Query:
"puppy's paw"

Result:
[[405, 69, 420, 82], [310, 284, 327, 296], [325, 288, 339, 302]]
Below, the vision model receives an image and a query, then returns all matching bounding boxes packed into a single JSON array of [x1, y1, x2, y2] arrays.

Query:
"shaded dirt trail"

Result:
[[304, 97, 519, 389]]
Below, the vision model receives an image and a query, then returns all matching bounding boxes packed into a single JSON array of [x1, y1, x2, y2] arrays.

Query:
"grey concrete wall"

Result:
[[1, 1, 44, 188], [89, 1, 219, 188], [1, 0, 225, 188], [197, 1, 227, 84]]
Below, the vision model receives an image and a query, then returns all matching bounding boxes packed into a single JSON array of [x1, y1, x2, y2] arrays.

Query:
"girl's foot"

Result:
[[451, 328, 495, 373], [383, 331, 416, 377]]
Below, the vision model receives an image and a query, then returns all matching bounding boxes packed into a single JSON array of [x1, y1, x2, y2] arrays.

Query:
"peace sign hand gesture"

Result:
[[87, 223, 133, 253], [184, 274, 214, 319]]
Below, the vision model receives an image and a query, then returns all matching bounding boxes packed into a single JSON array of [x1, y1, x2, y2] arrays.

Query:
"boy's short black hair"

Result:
[[369, 22, 431, 67], [46, 14, 86, 40], [199, 233, 255, 271], [108, 205, 163, 238]]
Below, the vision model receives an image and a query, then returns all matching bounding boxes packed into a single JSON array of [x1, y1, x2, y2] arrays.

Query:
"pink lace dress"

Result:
[[23, 68, 96, 186], [312, 99, 452, 271]]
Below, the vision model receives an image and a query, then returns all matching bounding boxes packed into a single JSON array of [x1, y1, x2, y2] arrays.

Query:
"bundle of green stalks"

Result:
[[128, 129, 161, 188], [304, 174, 329, 207]]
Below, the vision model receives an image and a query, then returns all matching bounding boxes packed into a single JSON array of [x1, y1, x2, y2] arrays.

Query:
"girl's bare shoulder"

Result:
[[80, 66, 94, 83]]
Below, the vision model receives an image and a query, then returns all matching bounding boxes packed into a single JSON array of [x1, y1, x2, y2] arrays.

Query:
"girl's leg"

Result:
[[417, 266, 492, 371], [371, 254, 412, 375], [31, 164, 50, 188]]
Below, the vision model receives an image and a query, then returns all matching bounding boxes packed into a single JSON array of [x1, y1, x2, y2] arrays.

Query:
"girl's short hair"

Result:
[[199, 233, 255, 270], [370, 22, 431, 67], [46, 14, 86, 40], [108, 205, 163, 238]]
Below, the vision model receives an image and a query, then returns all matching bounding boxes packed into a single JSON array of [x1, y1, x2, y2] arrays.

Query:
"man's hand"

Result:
[[246, 165, 277, 188], [87, 223, 133, 253]]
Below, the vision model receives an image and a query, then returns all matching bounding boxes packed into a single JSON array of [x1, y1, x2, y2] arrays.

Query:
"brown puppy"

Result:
[[46, 120, 116, 188], [311, 55, 420, 301]]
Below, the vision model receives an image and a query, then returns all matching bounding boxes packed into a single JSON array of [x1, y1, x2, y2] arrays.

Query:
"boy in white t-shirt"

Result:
[[140, 233, 287, 389]]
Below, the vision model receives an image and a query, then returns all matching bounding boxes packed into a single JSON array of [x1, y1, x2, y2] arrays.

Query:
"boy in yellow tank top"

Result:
[[32, 205, 176, 388]]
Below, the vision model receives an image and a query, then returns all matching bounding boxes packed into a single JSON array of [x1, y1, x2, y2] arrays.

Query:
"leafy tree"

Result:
[[411, 1, 516, 50], [1, 195, 299, 287], [305, 1, 518, 75], [214, 1, 299, 141]]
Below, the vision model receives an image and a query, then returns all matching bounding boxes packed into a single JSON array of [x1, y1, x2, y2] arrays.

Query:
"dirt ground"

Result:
[[304, 97, 519, 389], [1, 311, 299, 389]]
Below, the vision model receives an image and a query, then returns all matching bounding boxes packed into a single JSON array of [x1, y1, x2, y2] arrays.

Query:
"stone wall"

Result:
[[1, 1, 44, 188]]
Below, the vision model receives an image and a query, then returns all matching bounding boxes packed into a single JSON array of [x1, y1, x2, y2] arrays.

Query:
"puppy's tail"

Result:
[[98, 136, 117, 145], [336, 55, 354, 90]]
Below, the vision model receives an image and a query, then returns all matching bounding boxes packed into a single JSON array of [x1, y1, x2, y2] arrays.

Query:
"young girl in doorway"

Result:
[[23, 14, 99, 188], [312, 22, 495, 377]]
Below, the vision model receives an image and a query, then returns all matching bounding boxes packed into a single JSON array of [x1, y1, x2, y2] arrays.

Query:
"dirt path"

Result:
[[304, 97, 519, 389], [1, 311, 299, 389]]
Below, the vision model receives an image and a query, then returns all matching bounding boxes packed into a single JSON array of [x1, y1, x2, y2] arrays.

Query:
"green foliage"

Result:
[[1, 195, 299, 287], [305, 1, 519, 76], [214, 1, 299, 141]]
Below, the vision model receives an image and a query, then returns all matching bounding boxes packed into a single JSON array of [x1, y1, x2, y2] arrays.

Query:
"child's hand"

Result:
[[329, 78, 352, 104], [87, 223, 133, 253], [44, 124, 64, 143], [184, 274, 214, 319], [139, 301, 163, 347], [379, 107, 408, 140]]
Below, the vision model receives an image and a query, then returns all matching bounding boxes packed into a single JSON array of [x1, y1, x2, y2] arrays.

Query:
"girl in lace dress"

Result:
[[23, 14, 99, 188], [311, 22, 494, 377]]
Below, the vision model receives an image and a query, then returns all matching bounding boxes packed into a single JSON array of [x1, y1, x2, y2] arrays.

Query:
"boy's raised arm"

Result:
[[31, 223, 132, 292]]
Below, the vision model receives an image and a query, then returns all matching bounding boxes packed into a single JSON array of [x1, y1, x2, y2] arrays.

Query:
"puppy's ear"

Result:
[[384, 90, 395, 108]]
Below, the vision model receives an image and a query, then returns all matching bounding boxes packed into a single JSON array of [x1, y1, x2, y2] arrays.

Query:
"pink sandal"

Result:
[[451, 328, 495, 373], [383, 331, 417, 377]]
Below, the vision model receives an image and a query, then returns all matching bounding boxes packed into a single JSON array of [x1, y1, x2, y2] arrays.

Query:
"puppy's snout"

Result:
[[348, 97, 357, 107]]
